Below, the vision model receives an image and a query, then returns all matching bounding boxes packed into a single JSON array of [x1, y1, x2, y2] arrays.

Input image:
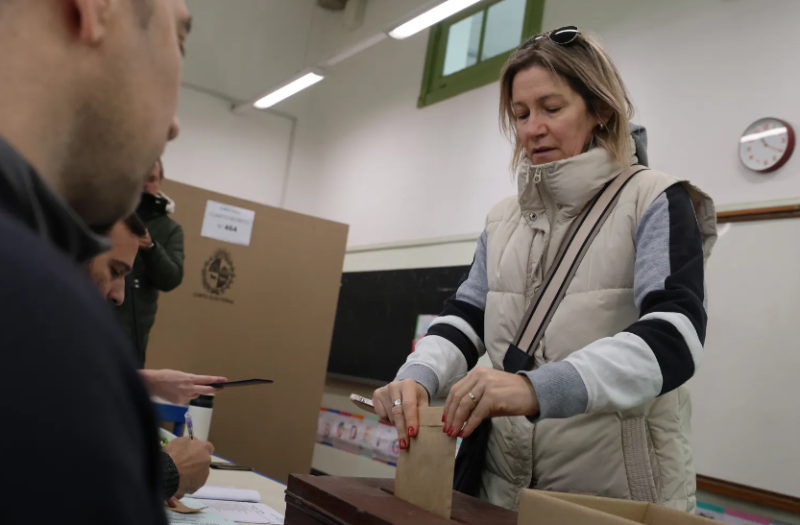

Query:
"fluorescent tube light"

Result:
[[740, 127, 788, 143], [254, 72, 324, 109], [389, 0, 484, 40]]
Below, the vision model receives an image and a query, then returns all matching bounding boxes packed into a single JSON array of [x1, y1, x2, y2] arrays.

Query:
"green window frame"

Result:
[[417, 0, 545, 108]]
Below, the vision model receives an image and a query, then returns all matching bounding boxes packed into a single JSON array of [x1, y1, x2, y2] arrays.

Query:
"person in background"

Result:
[[117, 158, 185, 366], [0, 0, 192, 523], [374, 27, 716, 512], [92, 213, 225, 403], [89, 214, 218, 501]]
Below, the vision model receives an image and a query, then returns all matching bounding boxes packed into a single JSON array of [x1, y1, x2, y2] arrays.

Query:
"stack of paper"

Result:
[[166, 500, 236, 525], [190, 486, 261, 503], [168, 486, 283, 525], [191, 499, 284, 524]]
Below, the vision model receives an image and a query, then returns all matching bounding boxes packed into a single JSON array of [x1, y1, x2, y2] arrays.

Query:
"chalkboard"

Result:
[[327, 265, 471, 385]]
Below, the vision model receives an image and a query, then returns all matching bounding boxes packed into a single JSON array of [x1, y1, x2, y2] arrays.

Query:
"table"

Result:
[[202, 455, 287, 521], [206, 458, 287, 515], [158, 421, 287, 522]]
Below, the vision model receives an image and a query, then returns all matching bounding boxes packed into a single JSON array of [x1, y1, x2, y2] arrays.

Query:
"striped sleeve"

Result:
[[521, 184, 707, 419], [395, 231, 488, 399]]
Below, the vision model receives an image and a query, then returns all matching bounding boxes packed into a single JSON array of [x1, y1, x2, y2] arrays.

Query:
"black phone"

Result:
[[210, 379, 273, 388], [210, 462, 253, 471]]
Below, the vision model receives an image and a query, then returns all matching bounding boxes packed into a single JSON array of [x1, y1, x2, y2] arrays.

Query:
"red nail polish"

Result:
[[408, 427, 415, 438], [442, 414, 446, 423], [442, 425, 448, 434], [447, 428, 454, 437], [458, 430, 464, 437], [400, 439, 407, 450]]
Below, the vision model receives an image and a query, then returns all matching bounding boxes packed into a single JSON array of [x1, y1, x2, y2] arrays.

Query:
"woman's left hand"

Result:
[[443, 367, 539, 439]]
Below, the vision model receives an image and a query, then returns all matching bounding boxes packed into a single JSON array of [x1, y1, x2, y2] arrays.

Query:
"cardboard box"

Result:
[[519, 490, 716, 525]]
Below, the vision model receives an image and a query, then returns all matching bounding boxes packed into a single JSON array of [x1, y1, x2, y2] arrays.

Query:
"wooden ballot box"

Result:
[[284, 476, 517, 525]]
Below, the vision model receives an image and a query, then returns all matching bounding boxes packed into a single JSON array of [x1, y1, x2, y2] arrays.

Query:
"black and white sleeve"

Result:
[[521, 184, 707, 418], [395, 231, 489, 399]]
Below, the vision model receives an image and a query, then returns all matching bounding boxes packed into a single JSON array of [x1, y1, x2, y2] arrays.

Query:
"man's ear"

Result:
[[72, 0, 117, 45]]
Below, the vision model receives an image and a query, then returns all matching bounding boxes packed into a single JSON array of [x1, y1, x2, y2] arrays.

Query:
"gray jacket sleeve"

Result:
[[521, 184, 706, 420]]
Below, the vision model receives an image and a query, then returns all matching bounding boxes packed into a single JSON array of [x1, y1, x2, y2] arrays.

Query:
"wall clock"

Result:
[[739, 117, 795, 172]]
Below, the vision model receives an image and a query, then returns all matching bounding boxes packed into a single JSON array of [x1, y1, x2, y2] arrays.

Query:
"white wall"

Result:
[[567, 0, 800, 207], [183, 0, 320, 102], [163, 87, 294, 207], [284, 0, 800, 247], [285, 34, 513, 246], [305, 0, 431, 66]]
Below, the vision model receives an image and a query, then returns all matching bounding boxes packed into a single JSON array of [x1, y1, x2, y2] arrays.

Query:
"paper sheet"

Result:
[[166, 499, 236, 525], [197, 499, 284, 524], [191, 485, 261, 503], [201, 200, 256, 246]]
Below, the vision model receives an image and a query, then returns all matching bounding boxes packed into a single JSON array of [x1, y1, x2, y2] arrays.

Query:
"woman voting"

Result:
[[374, 27, 717, 512]]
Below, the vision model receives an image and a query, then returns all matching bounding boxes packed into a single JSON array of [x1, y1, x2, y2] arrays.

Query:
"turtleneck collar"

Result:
[[516, 147, 629, 217], [0, 136, 109, 263]]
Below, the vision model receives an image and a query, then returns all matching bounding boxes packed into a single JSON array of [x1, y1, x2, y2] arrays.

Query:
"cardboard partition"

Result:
[[518, 490, 716, 525], [147, 180, 348, 483]]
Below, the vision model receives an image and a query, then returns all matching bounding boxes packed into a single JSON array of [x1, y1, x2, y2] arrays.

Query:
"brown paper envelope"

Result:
[[394, 406, 456, 519], [166, 500, 205, 514]]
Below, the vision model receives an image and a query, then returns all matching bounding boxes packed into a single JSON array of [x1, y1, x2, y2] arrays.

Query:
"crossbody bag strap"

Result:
[[503, 165, 648, 373]]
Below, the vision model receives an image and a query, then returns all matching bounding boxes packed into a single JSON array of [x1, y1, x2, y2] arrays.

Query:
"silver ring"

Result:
[[393, 399, 402, 407], [467, 391, 477, 403]]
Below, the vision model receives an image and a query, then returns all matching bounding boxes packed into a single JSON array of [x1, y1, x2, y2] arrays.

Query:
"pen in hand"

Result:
[[185, 412, 194, 440]]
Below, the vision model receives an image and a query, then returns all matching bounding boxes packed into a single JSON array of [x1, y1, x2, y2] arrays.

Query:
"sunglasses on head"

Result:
[[520, 25, 580, 49]]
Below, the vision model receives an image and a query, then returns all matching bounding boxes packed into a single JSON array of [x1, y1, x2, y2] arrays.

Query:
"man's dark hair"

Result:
[[123, 213, 147, 238]]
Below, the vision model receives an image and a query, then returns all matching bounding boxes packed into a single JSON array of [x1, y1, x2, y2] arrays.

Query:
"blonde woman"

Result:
[[374, 27, 717, 511]]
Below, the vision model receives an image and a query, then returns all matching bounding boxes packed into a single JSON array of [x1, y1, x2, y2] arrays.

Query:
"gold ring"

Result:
[[467, 391, 477, 403]]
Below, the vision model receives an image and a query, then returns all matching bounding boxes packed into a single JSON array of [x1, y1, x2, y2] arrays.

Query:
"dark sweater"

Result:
[[0, 136, 167, 524]]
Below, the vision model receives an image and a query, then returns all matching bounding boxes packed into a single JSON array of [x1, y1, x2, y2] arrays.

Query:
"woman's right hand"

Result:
[[373, 379, 429, 450]]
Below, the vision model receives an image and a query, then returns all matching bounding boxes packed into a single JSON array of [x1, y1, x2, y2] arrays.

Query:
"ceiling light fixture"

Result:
[[388, 0, 483, 40], [253, 71, 325, 109]]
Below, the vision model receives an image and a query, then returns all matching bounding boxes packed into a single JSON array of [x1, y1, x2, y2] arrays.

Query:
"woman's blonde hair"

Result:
[[499, 30, 634, 171]]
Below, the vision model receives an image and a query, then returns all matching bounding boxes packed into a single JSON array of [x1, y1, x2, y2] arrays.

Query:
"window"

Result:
[[418, 0, 545, 108]]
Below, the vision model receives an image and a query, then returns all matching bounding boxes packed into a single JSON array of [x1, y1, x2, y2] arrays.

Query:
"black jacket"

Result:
[[0, 137, 167, 524], [116, 191, 184, 366]]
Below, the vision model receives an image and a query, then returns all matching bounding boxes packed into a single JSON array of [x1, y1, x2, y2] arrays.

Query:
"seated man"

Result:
[[88, 213, 223, 500]]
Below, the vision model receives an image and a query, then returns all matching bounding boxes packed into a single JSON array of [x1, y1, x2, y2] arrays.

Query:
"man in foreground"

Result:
[[0, 0, 192, 522]]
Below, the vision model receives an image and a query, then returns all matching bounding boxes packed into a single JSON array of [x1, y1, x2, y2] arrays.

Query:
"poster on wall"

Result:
[[316, 408, 463, 467], [317, 408, 400, 465], [201, 200, 256, 246], [695, 501, 792, 524]]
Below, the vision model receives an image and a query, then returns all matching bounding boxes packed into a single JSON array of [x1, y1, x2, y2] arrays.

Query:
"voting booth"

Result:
[[147, 180, 348, 483]]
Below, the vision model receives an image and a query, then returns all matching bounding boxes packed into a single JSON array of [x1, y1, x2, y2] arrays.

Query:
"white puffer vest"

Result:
[[478, 148, 717, 511]]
